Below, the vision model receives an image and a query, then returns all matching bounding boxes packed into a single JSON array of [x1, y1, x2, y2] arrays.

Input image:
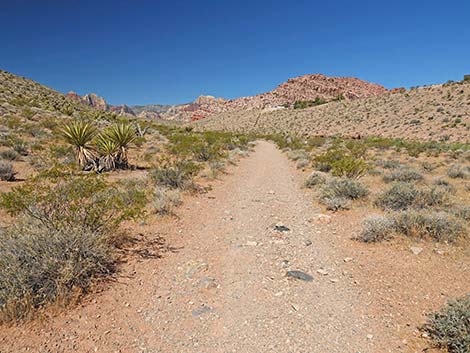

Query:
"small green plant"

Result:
[[423, 295, 470, 353]]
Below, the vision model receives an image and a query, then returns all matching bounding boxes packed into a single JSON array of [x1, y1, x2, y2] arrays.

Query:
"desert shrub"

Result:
[[330, 156, 369, 179], [321, 177, 369, 200], [296, 158, 309, 169], [0, 149, 19, 161], [153, 188, 182, 215], [383, 167, 424, 183], [208, 160, 226, 178], [0, 176, 146, 234], [453, 206, 470, 222], [423, 295, 470, 353], [375, 182, 418, 210], [321, 196, 351, 211], [0, 161, 16, 181], [433, 178, 456, 193], [414, 186, 450, 209], [392, 211, 464, 243], [151, 158, 201, 190], [421, 161, 437, 172], [287, 149, 309, 161], [375, 159, 403, 169], [314, 142, 368, 178], [304, 171, 326, 188], [359, 215, 395, 242], [376, 183, 450, 211], [0, 222, 114, 321], [447, 164, 470, 179]]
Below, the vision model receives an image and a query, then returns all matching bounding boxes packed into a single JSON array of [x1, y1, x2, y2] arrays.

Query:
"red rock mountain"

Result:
[[68, 74, 388, 121]]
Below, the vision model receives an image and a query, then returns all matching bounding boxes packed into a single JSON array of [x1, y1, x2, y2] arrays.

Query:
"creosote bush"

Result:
[[423, 295, 470, 353]]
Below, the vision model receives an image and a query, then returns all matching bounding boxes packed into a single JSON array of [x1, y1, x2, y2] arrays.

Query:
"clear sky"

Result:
[[2, 0, 470, 105]]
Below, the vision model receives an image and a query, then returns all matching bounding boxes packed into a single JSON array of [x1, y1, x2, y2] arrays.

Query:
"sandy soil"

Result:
[[1, 141, 468, 353]]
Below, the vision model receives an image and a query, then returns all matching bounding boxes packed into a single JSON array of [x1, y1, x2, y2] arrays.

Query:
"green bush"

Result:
[[330, 156, 369, 179], [151, 158, 201, 189], [423, 295, 470, 353]]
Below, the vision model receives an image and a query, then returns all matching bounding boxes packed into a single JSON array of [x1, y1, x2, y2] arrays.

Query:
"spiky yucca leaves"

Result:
[[106, 123, 136, 168], [95, 134, 119, 172], [60, 121, 97, 169]]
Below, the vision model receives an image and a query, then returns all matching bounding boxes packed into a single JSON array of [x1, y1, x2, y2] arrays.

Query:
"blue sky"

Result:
[[1, 0, 470, 105]]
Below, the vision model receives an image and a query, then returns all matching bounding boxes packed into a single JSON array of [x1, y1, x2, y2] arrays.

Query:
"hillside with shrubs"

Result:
[[195, 78, 470, 143]]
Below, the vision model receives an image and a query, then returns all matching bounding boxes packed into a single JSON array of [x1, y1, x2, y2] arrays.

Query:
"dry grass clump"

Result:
[[0, 160, 16, 181], [383, 166, 424, 183], [423, 295, 470, 353]]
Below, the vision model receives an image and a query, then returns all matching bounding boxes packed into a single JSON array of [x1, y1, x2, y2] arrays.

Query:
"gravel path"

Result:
[[0, 141, 401, 352]]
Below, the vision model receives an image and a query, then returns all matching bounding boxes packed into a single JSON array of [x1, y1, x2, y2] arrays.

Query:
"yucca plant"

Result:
[[60, 121, 97, 169], [106, 123, 136, 168], [95, 133, 119, 172]]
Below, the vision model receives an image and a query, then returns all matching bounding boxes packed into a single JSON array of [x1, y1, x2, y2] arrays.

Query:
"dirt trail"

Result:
[[1, 141, 406, 352]]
